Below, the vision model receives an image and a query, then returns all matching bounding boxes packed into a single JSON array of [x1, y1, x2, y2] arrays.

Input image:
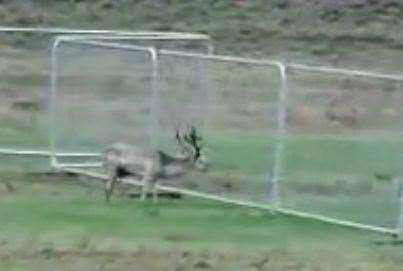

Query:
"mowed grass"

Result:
[[281, 134, 401, 227], [1, 173, 403, 271]]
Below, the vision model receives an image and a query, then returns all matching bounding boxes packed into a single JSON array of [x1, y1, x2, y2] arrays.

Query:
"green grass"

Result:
[[285, 135, 401, 178], [0, 174, 403, 270], [2, 126, 399, 227]]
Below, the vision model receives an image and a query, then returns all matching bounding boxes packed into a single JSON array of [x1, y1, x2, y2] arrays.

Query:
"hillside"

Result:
[[0, 0, 402, 72]]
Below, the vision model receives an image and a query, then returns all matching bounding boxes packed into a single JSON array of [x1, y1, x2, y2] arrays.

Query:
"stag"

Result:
[[102, 126, 206, 202]]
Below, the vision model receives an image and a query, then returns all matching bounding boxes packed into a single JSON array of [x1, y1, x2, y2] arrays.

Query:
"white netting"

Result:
[[156, 53, 281, 204], [282, 67, 403, 228], [0, 31, 54, 171], [0, 28, 211, 171], [51, 41, 155, 166], [52, 40, 281, 204]]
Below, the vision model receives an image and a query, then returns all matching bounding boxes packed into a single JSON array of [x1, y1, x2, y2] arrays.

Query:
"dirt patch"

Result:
[[0, 247, 314, 271]]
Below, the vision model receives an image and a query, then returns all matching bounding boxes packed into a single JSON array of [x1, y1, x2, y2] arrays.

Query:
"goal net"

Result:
[[51, 37, 403, 235], [156, 52, 281, 205], [0, 30, 53, 171], [0, 28, 211, 172], [51, 39, 282, 206], [282, 65, 403, 230], [50, 40, 156, 167]]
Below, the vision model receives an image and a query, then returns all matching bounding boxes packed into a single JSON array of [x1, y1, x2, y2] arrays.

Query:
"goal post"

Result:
[[156, 50, 285, 207], [0, 27, 212, 170], [49, 38, 160, 169], [51, 38, 284, 209], [48, 33, 212, 169]]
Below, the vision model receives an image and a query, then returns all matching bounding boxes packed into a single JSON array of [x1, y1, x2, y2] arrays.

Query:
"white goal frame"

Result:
[[0, 27, 212, 159], [50, 38, 403, 237]]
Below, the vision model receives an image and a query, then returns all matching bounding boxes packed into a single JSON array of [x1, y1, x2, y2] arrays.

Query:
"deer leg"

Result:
[[140, 176, 151, 201], [105, 174, 118, 202]]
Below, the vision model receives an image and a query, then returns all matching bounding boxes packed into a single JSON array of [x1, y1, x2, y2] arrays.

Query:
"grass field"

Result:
[[0, 172, 403, 271]]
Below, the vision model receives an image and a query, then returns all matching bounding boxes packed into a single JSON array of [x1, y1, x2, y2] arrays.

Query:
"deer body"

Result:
[[103, 127, 204, 202]]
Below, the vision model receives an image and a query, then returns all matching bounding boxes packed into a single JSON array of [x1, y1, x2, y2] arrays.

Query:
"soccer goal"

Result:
[[50, 36, 403, 236], [0, 27, 211, 171], [54, 38, 403, 238], [49, 38, 284, 209]]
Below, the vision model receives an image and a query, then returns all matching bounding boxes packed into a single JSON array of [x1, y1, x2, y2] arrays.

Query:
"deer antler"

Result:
[[183, 126, 202, 159], [175, 129, 181, 144], [175, 126, 204, 160], [175, 128, 192, 155]]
